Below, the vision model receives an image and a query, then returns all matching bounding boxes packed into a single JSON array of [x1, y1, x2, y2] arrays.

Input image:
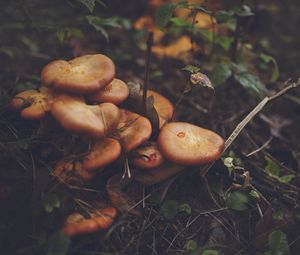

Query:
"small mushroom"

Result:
[[11, 87, 55, 119], [51, 94, 120, 138], [83, 138, 121, 171], [41, 54, 115, 94], [87, 78, 129, 105], [130, 142, 164, 169], [115, 109, 152, 152], [158, 122, 224, 165], [63, 207, 117, 236], [147, 90, 174, 128]]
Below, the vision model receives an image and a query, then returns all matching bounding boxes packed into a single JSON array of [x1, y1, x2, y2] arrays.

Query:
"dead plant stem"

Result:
[[200, 78, 300, 176]]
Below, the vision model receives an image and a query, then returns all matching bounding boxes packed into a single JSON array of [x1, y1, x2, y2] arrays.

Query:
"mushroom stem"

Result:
[[122, 157, 131, 179], [142, 31, 153, 115]]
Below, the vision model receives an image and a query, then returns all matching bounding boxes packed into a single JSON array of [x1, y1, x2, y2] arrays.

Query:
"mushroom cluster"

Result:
[[11, 53, 224, 236]]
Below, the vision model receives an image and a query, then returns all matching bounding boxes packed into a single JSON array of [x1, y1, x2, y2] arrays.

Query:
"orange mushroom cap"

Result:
[[115, 109, 152, 152], [41, 54, 115, 94], [147, 90, 174, 128], [11, 87, 55, 119], [50, 94, 120, 138], [87, 78, 129, 105], [63, 207, 117, 236], [158, 122, 224, 165], [130, 142, 164, 170], [83, 138, 121, 172]]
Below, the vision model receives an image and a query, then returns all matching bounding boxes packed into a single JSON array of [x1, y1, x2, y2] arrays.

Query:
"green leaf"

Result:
[[46, 231, 70, 255], [202, 250, 219, 255], [249, 190, 260, 199], [226, 191, 249, 211], [260, 53, 279, 82], [198, 28, 213, 42], [222, 157, 234, 175], [43, 193, 61, 213], [211, 63, 232, 87], [186, 240, 198, 250], [169, 17, 192, 28], [182, 65, 200, 74], [265, 156, 280, 177], [178, 203, 192, 215], [216, 10, 235, 23], [267, 230, 290, 255], [278, 174, 295, 184], [161, 200, 178, 220], [155, 3, 177, 30], [216, 36, 234, 51], [233, 71, 266, 98], [86, 16, 114, 41], [77, 0, 96, 13]]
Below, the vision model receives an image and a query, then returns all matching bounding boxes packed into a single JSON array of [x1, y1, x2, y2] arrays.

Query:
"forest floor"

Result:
[[0, 0, 300, 254]]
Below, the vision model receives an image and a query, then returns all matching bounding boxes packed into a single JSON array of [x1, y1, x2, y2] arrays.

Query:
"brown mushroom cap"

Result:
[[54, 159, 95, 184], [115, 109, 152, 152], [51, 94, 120, 138], [41, 54, 115, 94], [83, 138, 121, 171], [87, 78, 129, 105], [130, 142, 164, 169], [11, 87, 55, 119], [158, 122, 224, 165], [147, 90, 174, 128], [63, 207, 117, 236], [133, 162, 184, 186]]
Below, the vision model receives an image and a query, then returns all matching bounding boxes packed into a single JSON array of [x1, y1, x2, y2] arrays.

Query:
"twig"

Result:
[[246, 136, 273, 157], [200, 78, 300, 176], [142, 32, 153, 115]]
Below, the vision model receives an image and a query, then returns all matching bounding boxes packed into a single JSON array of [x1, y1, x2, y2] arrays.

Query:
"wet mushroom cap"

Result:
[[51, 94, 121, 138], [147, 90, 174, 128], [87, 78, 129, 105], [63, 207, 117, 236], [83, 138, 121, 171], [41, 54, 115, 94], [130, 142, 164, 169], [158, 122, 224, 165], [11, 87, 55, 119], [115, 109, 152, 152]]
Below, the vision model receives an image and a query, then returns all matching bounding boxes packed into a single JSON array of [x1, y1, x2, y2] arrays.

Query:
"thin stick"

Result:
[[142, 32, 153, 115], [200, 78, 300, 176]]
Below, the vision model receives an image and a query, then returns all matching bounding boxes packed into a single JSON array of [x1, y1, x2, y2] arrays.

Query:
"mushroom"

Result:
[[87, 78, 129, 105], [147, 90, 174, 128], [63, 207, 117, 236], [54, 138, 121, 183], [114, 109, 152, 152], [133, 162, 184, 186], [50, 94, 120, 138], [41, 54, 115, 94], [11, 87, 55, 119], [130, 142, 164, 170], [83, 138, 121, 172], [158, 122, 224, 165], [54, 159, 95, 184]]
